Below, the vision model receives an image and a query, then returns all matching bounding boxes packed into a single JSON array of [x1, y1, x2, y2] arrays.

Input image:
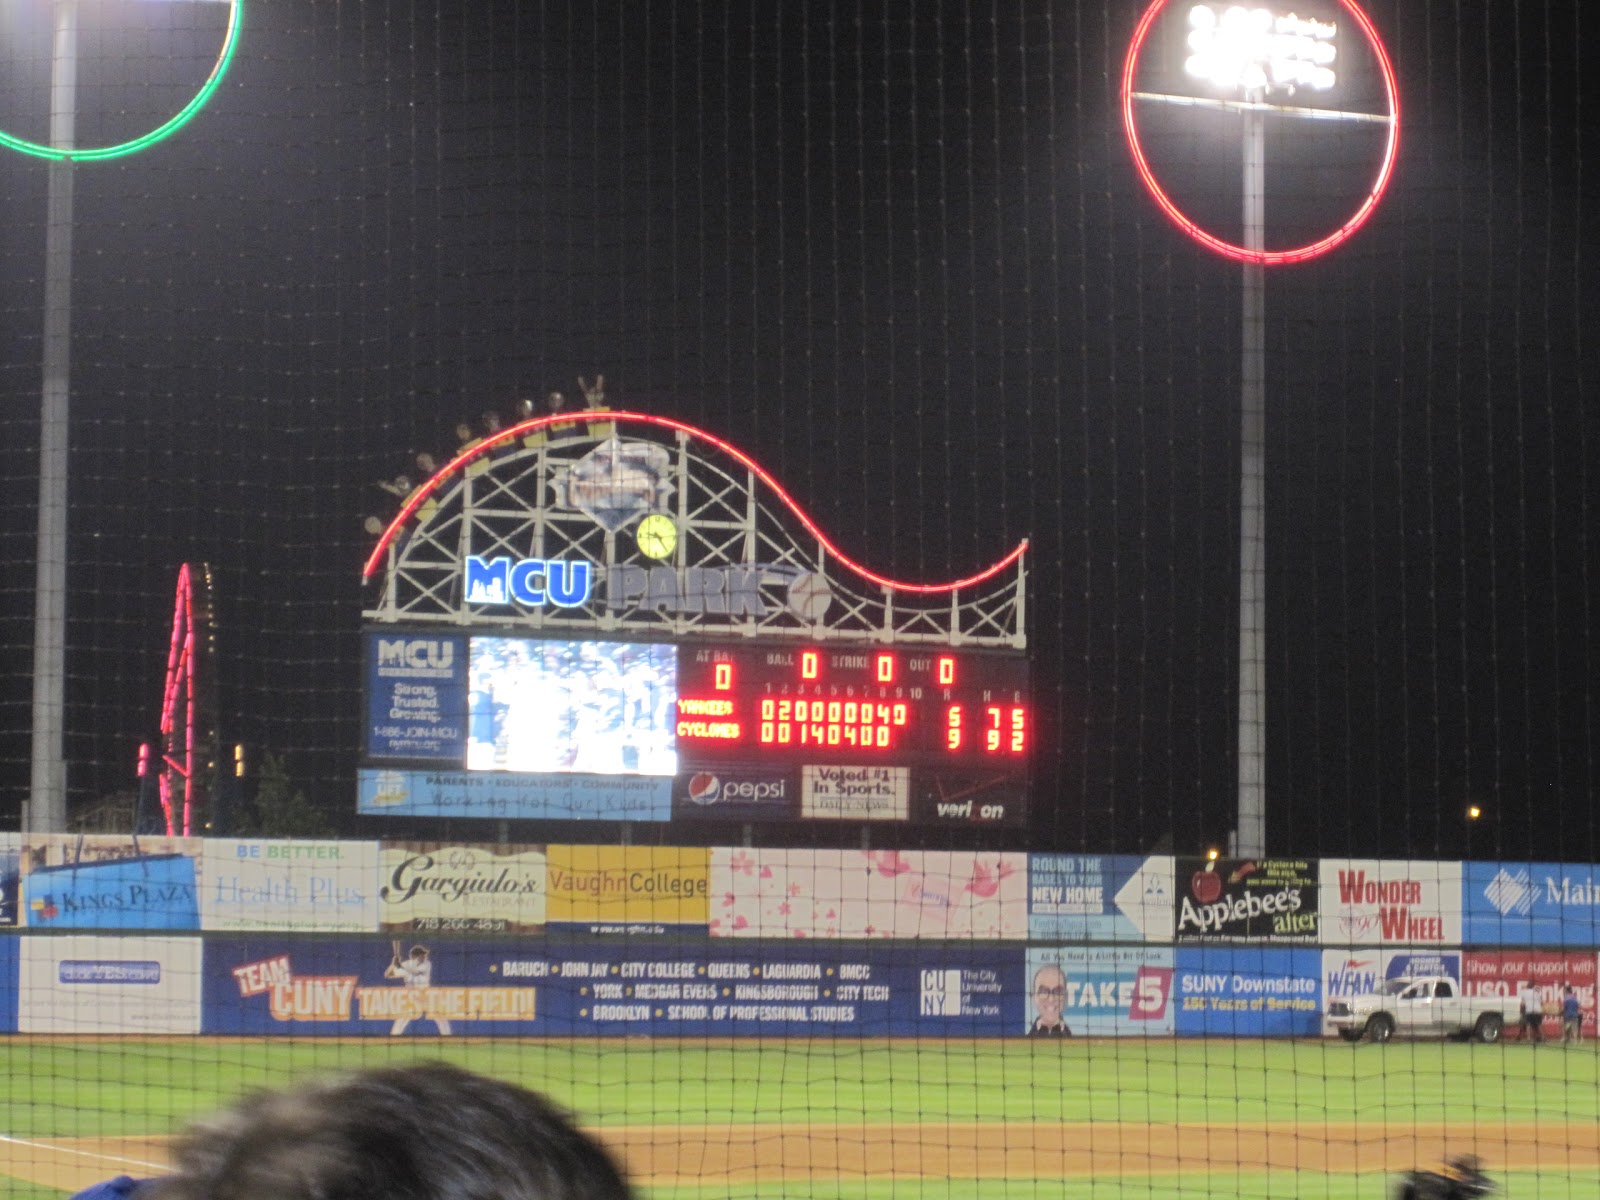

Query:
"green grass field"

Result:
[[3, 1038, 1597, 1198]]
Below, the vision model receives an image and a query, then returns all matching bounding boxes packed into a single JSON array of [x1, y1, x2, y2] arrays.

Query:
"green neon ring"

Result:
[[0, 0, 240, 162]]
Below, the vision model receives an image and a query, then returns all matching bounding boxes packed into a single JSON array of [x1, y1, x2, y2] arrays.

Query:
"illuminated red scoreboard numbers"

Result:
[[674, 643, 1030, 766], [945, 703, 1028, 754], [758, 697, 909, 749]]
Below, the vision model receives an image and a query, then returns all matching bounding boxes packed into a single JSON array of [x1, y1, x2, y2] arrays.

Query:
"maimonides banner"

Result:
[[1173, 857, 1319, 943]]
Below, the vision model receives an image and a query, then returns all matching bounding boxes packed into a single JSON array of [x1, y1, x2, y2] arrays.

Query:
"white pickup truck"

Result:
[[1326, 976, 1520, 1044]]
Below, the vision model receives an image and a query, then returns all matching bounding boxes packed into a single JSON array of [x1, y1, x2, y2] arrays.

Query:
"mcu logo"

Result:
[[464, 555, 593, 608], [376, 638, 456, 672]]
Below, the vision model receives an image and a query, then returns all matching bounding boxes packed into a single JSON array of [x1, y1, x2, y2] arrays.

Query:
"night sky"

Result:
[[0, 0, 1595, 861]]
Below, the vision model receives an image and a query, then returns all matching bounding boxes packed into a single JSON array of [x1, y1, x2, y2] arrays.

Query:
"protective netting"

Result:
[[1, 2, 1597, 1198]]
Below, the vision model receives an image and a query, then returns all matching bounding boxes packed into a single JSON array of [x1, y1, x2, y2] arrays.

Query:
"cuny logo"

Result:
[[1484, 867, 1534, 916], [685, 773, 788, 807]]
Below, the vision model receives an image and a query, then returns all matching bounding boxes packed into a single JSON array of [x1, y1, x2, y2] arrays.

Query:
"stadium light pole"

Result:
[[8, 0, 241, 834], [29, 0, 80, 836], [1122, 1, 1399, 858]]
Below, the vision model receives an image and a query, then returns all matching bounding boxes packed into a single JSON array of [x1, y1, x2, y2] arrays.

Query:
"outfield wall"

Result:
[[0, 835, 1596, 1038]]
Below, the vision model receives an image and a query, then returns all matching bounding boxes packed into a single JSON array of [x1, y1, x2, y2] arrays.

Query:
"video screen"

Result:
[[466, 637, 678, 776]]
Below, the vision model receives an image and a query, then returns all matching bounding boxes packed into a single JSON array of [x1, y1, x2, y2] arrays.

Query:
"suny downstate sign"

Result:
[[1463, 862, 1600, 946]]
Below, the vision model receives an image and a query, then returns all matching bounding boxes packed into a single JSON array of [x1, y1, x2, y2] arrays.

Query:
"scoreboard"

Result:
[[360, 631, 1030, 827], [675, 644, 1028, 765]]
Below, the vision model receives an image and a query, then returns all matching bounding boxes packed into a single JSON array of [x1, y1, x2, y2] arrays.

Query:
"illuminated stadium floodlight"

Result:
[[11, 1, 240, 834], [1122, 0, 1398, 857], [1182, 5, 1337, 95]]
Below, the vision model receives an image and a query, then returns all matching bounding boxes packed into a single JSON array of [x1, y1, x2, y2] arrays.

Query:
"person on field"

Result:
[[1028, 962, 1072, 1036], [1561, 984, 1583, 1043], [68, 1062, 634, 1200], [1518, 980, 1544, 1044]]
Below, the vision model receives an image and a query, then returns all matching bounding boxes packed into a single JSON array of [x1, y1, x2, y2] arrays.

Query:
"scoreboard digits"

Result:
[[677, 645, 1029, 767]]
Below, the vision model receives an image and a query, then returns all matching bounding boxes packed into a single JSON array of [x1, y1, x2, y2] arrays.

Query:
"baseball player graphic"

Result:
[[384, 942, 453, 1036]]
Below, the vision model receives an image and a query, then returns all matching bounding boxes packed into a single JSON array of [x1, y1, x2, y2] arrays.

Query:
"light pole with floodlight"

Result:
[[1121, 0, 1400, 856], [3, 0, 241, 834]]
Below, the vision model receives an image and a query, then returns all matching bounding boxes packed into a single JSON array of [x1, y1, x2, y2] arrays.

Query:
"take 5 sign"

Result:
[[1320, 860, 1462, 946]]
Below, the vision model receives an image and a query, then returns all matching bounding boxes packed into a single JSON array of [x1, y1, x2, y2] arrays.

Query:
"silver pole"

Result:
[[1236, 94, 1266, 856], [30, 0, 77, 834]]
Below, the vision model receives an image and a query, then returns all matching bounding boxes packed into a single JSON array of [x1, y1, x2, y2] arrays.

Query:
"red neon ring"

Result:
[[1121, 0, 1400, 265], [363, 411, 1028, 595]]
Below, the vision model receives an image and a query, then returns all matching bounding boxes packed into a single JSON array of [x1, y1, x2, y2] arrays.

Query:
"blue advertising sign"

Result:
[[21, 853, 199, 930], [1174, 947, 1322, 1037], [365, 633, 467, 762], [1023, 946, 1175, 1036], [358, 769, 672, 821], [1383, 950, 1461, 983], [1027, 854, 1173, 942], [203, 937, 1023, 1037], [0, 936, 16, 1032], [1464, 862, 1600, 947]]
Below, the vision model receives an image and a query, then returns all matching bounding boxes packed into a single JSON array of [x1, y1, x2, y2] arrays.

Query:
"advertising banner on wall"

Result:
[[202, 936, 1022, 1036], [0, 935, 16, 1032], [1463, 862, 1600, 947], [1320, 859, 1462, 946], [19, 936, 202, 1033], [1027, 854, 1173, 942], [358, 768, 672, 822], [378, 843, 547, 933], [1174, 947, 1322, 1036], [709, 849, 1027, 940], [364, 632, 468, 762], [19, 834, 201, 930], [544, 846, 709, 934], [1462, 950, 1597, 1039], [199, 840, 379, 932], [1173, 858, 1318, 942], [1319, 948, 1461, 1035], [1023, 946, 1175, 1036], [0, 832, 18, 927]]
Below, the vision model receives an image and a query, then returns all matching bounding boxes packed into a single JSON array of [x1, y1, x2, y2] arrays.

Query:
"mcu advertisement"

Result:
[[1027, 854, 1173, 943], [365, 633, 468, 762], [1174, 947, 1322, 1036], [19, 835, 201, 930], [1321, 859, 1462, 946], [709, 849, 1027, 940], [1023, 947, 1175, 1036], [1464, 862, 1600, 947], [1173, 858, 1318, 943], [19, 936, 202, 1034], [202, 937, 1022, 1036], [1462, 950, 1597, 1040]]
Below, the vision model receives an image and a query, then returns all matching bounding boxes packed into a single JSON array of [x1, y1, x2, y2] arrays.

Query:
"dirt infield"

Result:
[[5, 1122, 1598, 1192]]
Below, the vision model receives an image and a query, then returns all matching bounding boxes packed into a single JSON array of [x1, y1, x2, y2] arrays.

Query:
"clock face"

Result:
[[636, 513, 677, 559]]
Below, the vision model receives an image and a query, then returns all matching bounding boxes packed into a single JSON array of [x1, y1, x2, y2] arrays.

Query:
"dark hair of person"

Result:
[[145, 1062, 634, 1200]]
